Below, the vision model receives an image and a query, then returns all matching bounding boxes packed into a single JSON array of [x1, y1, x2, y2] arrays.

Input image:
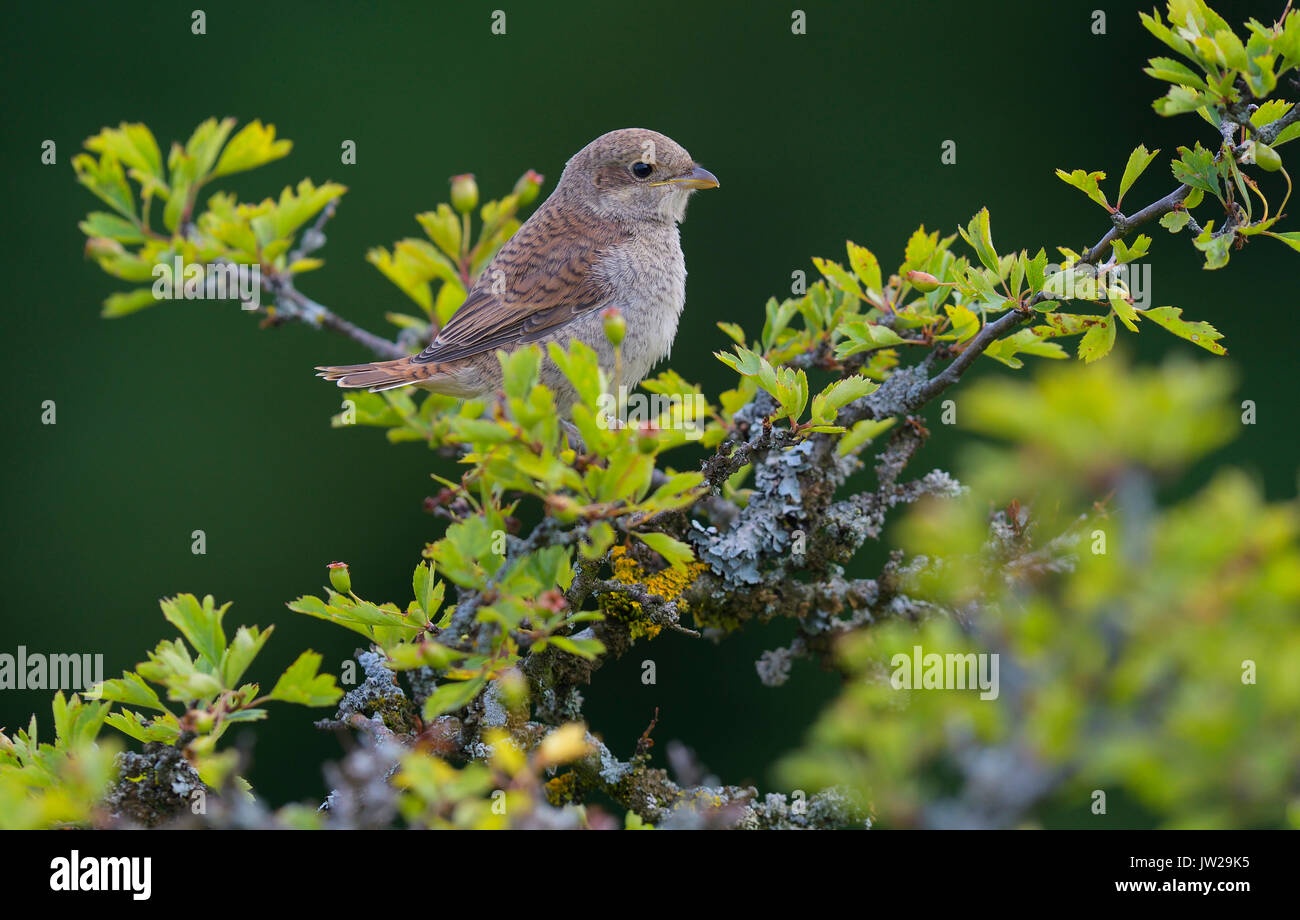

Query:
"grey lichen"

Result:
[[102, 739, 206, 828]]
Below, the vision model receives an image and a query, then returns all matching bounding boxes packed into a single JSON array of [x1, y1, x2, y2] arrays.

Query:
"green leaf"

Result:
[[385, 641, 464, 671], [1250, 99, 1292, 130], [267, 651, 343, 707], [548, 340, 604, 408], [983, 329, 1068, 368], [1054, 169, 1110, 210], [78, 212, 146, 244], [944, 304, 979, 343], [1171, 144, 1222, 200], [1212, 27, 1249, 71], [837, 417, 896, 456], [594, 448, 655, 503], [412, 561, 446, 623], [1141, 306, 1227, 355], [1025, 248, 1048, 293], [812, 257, 862, 299], [1034, 313, 1092, 338], [1160, 210, 1191, 233], [1262, 230, 1300, 252], [1108, 289, 1141, 333], [160, 594, 228, 669], [846, 241, 882, 292], [1111, 234, 1152, 263], [1153, 85, 1212, 116], [835, 321, 906, 359], [500, 345, 541, 400], [632, 532, 696, 571], [546, 635, 606, 661], [644, 472, 705, 514], [254, 179, 347, 244], [901, 225, 940, 274], [716, 321, 747, 346], [581, 521, 617, 561], [958, 207, 1001, 273], [1118, 145, 1160, 204], [85, 122, 164, 180], [220, 625, 272, 689], [811, 375, 878, 421], [137, 638, 224, 702], [212, 120, 293, 178], [1193, 222, 1232, 269], [761, 297, 800, 351], [106, 710, 179, 744], [423, 675, 487, 720], [101, 288, 161, 318], [417, 204, 462, 261], [95, 672, 166, 713], [773, 365, 809, 423], [183, 117, 237, 179], [73, 152, 136, 221], [1077, 314, 1116, 363], [1143, 56, 1208, 90]]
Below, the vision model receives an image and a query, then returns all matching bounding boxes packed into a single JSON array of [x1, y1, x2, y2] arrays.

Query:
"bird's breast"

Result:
[[602, 229, 687, 384]]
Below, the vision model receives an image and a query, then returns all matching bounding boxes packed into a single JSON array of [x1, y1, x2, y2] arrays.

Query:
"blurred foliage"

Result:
[[779, 356, 1300, 828], [0, 692, 119, 829], [395, 722, 599, 829]]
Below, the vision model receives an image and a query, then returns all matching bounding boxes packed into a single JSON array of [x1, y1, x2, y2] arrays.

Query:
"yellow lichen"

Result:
[[545, 771, 578, 806], [601, 546, 708, 640]]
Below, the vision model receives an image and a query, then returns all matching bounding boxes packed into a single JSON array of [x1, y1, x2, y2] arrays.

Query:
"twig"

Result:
[[288, 199, 338, 264], [912, 176, 1207, 409], [261, 286, 407, 360], [906, 91, 1295, 411]]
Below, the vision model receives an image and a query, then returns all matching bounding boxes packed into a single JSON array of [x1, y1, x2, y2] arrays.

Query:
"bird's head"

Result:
[[558, 128, 718, 225]]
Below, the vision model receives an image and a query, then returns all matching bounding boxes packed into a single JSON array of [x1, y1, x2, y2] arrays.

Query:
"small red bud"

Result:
[[327, 561, 352, 594], [601, 307, 627, 347], [449, 173, 479, 214], [513, 170, 544, 206]]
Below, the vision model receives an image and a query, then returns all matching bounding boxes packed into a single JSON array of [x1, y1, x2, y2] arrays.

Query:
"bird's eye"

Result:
[[631, 161, 653, 179]]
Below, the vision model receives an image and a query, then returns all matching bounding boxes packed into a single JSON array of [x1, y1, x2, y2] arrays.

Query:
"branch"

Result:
[[1251, 99, 1300, 147], [903, 91, 1296, 412], [908, 178, 1196, 410], [262, 287, 407, 360], [255, 200, 408, 360], [1084, 183, 1193, 262]]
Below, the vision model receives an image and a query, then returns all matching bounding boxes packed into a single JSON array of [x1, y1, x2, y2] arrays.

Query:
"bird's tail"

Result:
[[316, 357, 443, 392]]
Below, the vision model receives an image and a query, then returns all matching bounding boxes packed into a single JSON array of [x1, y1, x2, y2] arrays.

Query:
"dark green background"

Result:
[[2, 0, 1294, 809]]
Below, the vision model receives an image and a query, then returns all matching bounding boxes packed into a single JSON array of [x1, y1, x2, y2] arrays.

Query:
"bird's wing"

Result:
[[412, 202, 628, 365]]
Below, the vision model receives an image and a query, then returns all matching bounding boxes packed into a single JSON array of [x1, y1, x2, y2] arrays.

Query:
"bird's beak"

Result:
[[651, 165, 720, 190]]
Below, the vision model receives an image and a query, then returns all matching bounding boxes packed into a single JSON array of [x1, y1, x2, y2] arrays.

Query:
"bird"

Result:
[[316, 128, 718, 410]]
